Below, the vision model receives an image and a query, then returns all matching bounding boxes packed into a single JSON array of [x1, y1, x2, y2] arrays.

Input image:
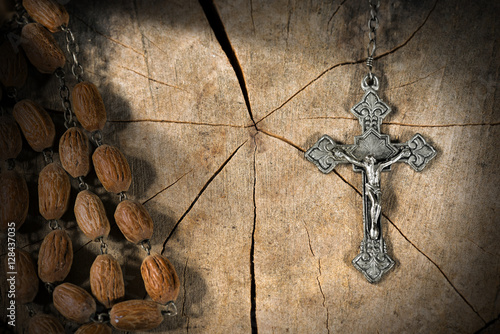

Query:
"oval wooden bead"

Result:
[[74, 190, 110, 240], [22, 0, 69, 33], [92, 145, 131, 193], [75, 322, 112, 334], [13, 99, 55, 152], [141, 253, 180, 304], [90, 254, 125, 308], [38, 229, 73, 283], [114, 200, 153, 244], [0, 116, 22, 161], [0, 170, 29, 232], [38, 162, 71, 220], [53, 282, 96, 324], [14, 249, 39, 304], [72, 81, 107, 132], [109, 300, 164, 331], [0, 40, 28, 88], [28, 314, 65, 334], [59, 127, 90, 178], [20, 22, 65, 73]]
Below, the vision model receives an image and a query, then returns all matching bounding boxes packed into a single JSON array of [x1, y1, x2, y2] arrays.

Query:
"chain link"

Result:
[[140, 239, 151, 255], [55, 68, 77, 128], [367, 0, 380, 80], [78, 176, 89, 191], [42, 148, 54, 164], [61, 25, 84, 82], [91, 130, 103, 147]]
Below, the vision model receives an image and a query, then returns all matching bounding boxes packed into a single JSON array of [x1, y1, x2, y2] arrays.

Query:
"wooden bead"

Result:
[[53, 282, 96, 324], [0, 116, 22, 161], [21, 23, 65, 73], [75, 323, 112, 334], [13, 99, 55, 152], [74, 190, 110, 240], [0, 170, 29, 232], [38, 163, 71, 220], [59, 127, 90, 178], [109, 300, 164, 331], [72, 81, 107, 132], [13, 249, 39, 304], [92, 145, 131, 193], [90, 254, 125, 308], [114, 200, 153, 244], [22, 0, 69, 33], [0, 40, 28, 88], [141, 253, 180, 304], [38, 229, 73, 283], [28, 314, 65, 334]]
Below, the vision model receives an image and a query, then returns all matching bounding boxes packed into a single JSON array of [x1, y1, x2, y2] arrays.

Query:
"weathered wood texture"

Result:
[[1, 0, 499, 333]]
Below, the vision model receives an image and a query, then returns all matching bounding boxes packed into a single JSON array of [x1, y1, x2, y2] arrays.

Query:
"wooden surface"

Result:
[[1, 0, 499, 333]]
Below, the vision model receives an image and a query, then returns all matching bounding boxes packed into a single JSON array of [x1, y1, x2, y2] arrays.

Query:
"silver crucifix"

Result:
[[305, 75, 436, 283]]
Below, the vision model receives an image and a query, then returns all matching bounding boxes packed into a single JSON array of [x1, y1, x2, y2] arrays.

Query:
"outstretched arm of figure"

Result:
[[379, 148, 411, 170], [333, 148, 365, 168]]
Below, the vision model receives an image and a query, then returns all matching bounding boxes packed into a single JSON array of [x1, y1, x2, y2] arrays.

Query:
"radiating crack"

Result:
[[256, 0, 440, 125], [71, 13, 145, 57], [258, 129, 305, 152], [250, 137, 258, 333], [182, 257, 190, 334], [302, 222, 315, 257], [298, 117, 500, 128], [327, 0, 349, 26], [198, 0, 257, 130], [474, 313, 500, 334], [383, 212, 486, 324], [74, 240, 92, 254], [161, 140, 248, 253], [388, 66, 445, 91], [316, 258, 330, 334], [142, 170, 193, 205], [116, 65, 187, 91], [107, 118, 249, 128]]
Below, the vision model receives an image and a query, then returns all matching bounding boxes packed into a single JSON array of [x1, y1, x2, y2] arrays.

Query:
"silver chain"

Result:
[[61, 25, 84, 82], [55, 68, 76, 129], [366, 0, 380, 80]]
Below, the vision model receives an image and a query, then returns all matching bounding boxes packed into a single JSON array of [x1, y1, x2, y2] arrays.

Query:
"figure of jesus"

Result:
[[333, 147, 411, 240]]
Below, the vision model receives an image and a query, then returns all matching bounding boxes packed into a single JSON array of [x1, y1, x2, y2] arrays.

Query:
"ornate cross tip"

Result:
[[305, 75, 436, 283]]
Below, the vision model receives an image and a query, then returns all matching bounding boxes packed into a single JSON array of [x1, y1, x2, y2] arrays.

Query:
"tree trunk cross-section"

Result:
[[1, 0, 499, 333]]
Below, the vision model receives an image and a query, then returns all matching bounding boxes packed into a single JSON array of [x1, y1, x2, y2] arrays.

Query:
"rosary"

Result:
[[1, 0, 179, 332], [305, 0, 436, 283]]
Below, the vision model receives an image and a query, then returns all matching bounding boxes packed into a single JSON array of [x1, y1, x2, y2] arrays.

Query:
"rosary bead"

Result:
[[141, 253, 180, 304], [92, 145, 132, 194], [13, 249, 39, 304], [22, 0, 69, 33], [38, 229, 73, 283], [20, 23, 65, 74], [75, 322, 112, 334], [28, 314, 65, 334], [38, 162, 71, 220], [72, 81, 107, 132], [59, 127, 90, 178], [109, 300, 164, 331], [13, 99, 55, 152], [0, 170, 29, 232], [0, 41, 28, 88], [74, 190, 110, 240], [53, 282, 96, 324], [114, 200, 153, 244], [90, 254, 125, 308], [0, 116, 22, 161]]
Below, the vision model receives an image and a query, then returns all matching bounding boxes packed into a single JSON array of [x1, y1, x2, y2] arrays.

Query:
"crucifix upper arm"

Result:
[[379, 148, 409, 170], [335, 149, 365, 168]]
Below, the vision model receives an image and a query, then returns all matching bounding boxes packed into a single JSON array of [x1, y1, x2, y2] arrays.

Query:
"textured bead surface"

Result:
[[22, 0, 69, 32], [20, 23, 65, 73], [38, 163, 70, 220], [114, 200, 153, 243], [0, 116, 22, 161], [59, 127, 90, 178], [109, 300, 164, 331], [75, 190, 110, 240], [72, 81, 107, 132], [141, 253, 180, 304], [38, 229, 73, 283], [13, 99, 55, 152], [90, 254, 125, 308], [53, 282, 96, 324], [28, 314, 65, 334], [0, 170, 29, 232], [92, 145, 132, 193]]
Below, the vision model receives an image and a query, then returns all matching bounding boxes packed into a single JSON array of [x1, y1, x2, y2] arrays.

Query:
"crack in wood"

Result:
[[327, 0, 349, 27], [160, 140, 248, 254], [182, 257, 190, 334], [198, 0, 258, 130], [382, 212, 487, 324], [258, 129, 305, 152], [387, 66, 446, 91], [256, 0, 440, 125], [116, 64, 187, 92], [299, 117, 500, 128], [71, 13, 145, 57], [250, 137, 258, 334], [316, 258, 330, 334], [107, 118, 250, 128], [302, 221, 315, 257], [142, 170, 193, 205], [474, 313, 500, 334]]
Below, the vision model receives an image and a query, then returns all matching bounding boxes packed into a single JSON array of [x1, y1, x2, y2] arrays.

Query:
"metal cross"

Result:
[[305, 75, 436, 283]]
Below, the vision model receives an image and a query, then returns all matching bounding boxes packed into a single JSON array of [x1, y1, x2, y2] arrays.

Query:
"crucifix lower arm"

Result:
[[305, 76, 436, 283]]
